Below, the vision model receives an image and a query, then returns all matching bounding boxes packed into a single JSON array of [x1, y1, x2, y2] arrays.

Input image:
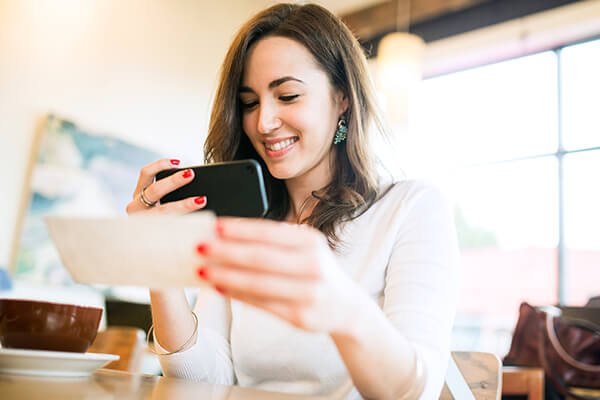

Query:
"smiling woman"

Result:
[[204, 3, 387, 245], [125, 3, 459, 400]]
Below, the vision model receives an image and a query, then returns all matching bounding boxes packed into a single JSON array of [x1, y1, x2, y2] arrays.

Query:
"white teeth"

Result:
[[266, 137, 297, 151]]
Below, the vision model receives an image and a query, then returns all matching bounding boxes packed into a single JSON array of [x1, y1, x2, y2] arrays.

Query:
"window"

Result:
[[561, 39, 600, 150], [561, 39, 600, 306], [405, 37, 600, 355], [452, 158, 558, 353], [563, 152, 600, 305], [418, 51, 558, 165]]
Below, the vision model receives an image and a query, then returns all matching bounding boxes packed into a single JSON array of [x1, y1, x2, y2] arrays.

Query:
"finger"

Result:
[[146, 196, 208, 215], [126, 197, 147, 214], [198, 239, 321, 278], [134, 158, 181, 197], [216, 217, 323, 249], [142, 168, 195, 205], [126, 195, 206, 215], [198, 264, 319, 304]]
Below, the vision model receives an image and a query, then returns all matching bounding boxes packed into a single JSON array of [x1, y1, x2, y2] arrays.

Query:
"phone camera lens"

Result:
[[246, 166, 255, 175]]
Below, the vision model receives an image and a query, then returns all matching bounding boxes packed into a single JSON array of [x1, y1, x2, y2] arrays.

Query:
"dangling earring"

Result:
[[333, 115, 348, 144]]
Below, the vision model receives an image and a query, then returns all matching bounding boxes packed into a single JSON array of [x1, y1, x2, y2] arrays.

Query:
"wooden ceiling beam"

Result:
[[341, 0, 492, 41]]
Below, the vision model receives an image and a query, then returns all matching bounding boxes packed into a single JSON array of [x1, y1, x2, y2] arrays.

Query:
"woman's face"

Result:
[[240, 36, 347, 182]]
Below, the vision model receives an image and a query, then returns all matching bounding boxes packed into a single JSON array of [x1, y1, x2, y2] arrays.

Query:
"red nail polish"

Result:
[[194, 196, 206, 205], [215, 286, 226, 295], [196, 243, 209, 254], [170, 159, 180, 166], [196, 267, 208, 279], [182, 169, 192, 178], [216, 220, 224, 237]]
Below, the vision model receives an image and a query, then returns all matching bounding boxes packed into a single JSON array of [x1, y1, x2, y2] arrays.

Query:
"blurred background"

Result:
[[1, 0, 599, 361]]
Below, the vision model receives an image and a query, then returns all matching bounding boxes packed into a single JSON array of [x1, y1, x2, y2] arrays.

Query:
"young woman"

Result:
[[126, 3, 458, 399]]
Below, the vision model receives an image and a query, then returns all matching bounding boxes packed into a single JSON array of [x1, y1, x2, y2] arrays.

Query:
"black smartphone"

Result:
[[155, 159, 268, 218]]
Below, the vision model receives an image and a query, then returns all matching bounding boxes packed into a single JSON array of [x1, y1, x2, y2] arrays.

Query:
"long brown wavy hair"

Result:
[[204, 3, 390, 248]]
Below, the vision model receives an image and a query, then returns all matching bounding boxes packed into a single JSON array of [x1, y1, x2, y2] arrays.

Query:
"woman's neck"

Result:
[[284, 155, 333, 223], [284, 180, 319, 223]]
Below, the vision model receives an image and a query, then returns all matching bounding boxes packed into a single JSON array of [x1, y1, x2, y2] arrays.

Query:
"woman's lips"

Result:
[[264, 137, 298, 158]]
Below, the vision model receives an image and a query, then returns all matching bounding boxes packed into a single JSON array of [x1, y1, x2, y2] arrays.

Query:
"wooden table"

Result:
[[502, 367, 544, 400], [0, 369, 324, 400]]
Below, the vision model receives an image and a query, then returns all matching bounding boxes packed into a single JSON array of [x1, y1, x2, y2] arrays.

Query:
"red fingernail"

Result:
[[182, 169, 192, 178], [196, 243, 209, 254], [194, 196, 206, 205], [170, 159, 180, 166], [215, 286, 226, 295], [196, 267, 208, 279], [216, 220, 224, 237]]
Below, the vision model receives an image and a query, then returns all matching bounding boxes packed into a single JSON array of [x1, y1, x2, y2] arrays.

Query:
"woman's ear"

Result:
[[336, 91, 349, 116]]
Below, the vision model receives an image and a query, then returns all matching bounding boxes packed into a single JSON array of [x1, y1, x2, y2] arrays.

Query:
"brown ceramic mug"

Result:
[[0, 298, 103, 353]]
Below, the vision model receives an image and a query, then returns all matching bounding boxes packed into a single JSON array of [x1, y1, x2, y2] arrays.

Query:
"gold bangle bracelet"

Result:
[[146, 311, 199, 356]]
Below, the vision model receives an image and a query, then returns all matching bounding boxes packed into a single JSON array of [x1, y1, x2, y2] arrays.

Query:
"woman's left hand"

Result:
[[195, 217, 360, 334]]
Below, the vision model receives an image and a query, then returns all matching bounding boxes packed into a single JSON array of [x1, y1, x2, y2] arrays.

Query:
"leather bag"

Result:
[[503, 302, 600, 399]]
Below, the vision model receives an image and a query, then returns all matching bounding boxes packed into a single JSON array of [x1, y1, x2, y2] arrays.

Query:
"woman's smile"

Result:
[[263, 136, 299, 158]]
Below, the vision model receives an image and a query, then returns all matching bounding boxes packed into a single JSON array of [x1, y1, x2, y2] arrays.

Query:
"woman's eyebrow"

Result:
[[239, 76, 304, 94], [268, 76, 304, 89]]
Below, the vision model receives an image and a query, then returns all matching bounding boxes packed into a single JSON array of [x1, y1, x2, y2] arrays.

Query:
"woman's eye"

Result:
[[279, 94, 299, 102], [241, 101, 258, 109]]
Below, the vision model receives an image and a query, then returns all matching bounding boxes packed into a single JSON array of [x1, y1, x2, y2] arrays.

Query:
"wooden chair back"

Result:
[[440, 351, 502, 400], [88, 326, 146, 373]]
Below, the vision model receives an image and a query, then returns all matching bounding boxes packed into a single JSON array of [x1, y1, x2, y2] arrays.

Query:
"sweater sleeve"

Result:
[[156, 289, 235, 385], [383, 183, 459, 399]]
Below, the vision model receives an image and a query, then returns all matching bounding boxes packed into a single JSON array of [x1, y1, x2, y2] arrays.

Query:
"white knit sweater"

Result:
[[156, 180, 459, 399]]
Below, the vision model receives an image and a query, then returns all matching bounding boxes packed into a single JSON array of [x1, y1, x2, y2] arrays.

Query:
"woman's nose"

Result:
[[257, 103, 282, 134]]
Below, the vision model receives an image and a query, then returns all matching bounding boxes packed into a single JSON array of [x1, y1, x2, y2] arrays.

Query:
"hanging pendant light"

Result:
[[376, 0, 424, 126]]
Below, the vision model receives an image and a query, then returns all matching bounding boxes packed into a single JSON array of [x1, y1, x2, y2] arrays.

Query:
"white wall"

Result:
[[0, 0, 280, 268]]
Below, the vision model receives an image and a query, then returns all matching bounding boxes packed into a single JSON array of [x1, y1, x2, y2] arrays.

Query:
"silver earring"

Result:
[[334, 115, 347, 144]]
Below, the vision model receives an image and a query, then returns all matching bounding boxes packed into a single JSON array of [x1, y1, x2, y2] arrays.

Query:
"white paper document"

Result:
[[45, 213, 216, 288]]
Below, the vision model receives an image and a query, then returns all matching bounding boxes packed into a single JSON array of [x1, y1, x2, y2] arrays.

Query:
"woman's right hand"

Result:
[[128, 160, 204, 351], [126, 158, 207, 215]]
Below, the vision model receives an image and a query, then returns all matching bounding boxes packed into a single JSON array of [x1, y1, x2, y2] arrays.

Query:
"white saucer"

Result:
[[0, 348, 119, 377]]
